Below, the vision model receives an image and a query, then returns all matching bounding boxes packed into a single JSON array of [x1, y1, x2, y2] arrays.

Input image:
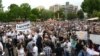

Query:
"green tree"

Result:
[[8, 4, 20, 21], [67, 13, 77, 20], [31, 8, 40, 19], [20, 3, 31, 20], [77, 10, 84, 20], [0, 0, 3, 12], [30, 8, 54, 21], [81, 0, 100, 17], [0, 11, 12, 22], [40, 9, 54, 21], [55, 8, 65, 20], [29, 14, 37, 21]]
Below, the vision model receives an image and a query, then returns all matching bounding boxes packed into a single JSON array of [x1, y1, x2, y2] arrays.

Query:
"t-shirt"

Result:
[[87, 48, 99, 55], [28, 34, 32, 39], [67, 42, 71, 53], [0, 42, 3, 51], [33, 46, 38, 56], [18, 48, 25, 56], [27, 41, 34, 53], [43, 46, 52, 56], [17, 34, 24, 42], [2, 36, 6, 43], [50, 35, 56, 43], [33, 33, 38, 44]]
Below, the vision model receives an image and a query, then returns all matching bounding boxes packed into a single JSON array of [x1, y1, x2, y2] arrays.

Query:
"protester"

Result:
[[0, 21, 100, 56], [26, 39, 34, 56], [0, 42, 3, 56], [76, 40, 83, 55], [55, 43, 64, 56], [6, 39, 14, 56], [17, 43, 25, 56], [43, 43, 52, 56], [32, 43, 38, 56], [36, 35, 42, 53], [78, 45, 91, 56]]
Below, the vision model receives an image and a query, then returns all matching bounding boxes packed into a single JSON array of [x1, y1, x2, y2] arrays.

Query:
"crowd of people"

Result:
[[0, 20, 100, 56]]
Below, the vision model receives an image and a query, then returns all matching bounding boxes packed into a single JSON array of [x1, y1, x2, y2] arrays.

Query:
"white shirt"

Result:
[[6, 32, 12, 36], [2, 36, 6, 43], [50, 35, 56, 43], [18, 48, 25, 56], [0, 42, 3, 51], [67, 42, 71, 53], [87, 48, 99, 55], [33, 46, 38, 56], [17, 34, 24, 40], [17, 34, 24, 43], [33, 33, 38, 44], [28, 34, 32, 39]]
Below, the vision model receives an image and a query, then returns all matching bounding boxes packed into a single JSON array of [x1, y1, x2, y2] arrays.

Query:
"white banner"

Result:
[[90, 34, 100, 45], [76, 31, 88, 40], [16, 21, 31, 32]]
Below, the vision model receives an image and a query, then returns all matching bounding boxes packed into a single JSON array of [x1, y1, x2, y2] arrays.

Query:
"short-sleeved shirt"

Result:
[[43, 46, 52, 56]]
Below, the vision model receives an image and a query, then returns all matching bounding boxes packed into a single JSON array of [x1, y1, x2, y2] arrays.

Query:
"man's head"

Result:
[[32, 43, 35, 47]]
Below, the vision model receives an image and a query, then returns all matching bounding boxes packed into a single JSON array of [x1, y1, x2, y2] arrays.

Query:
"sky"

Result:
[[2, 0, 84, 11]]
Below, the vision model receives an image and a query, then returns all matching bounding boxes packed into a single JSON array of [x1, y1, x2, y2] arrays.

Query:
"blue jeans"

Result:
[[64, 51, 69, 56]]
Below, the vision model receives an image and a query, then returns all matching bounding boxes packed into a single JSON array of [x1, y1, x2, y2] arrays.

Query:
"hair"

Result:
[[17, 43, 23, 50], [43, 31, 51, 39], [57, 43, 60, 47], [78, 40, 82, 44], [88, 39, 93, 49], [32, 43, 35, 47]]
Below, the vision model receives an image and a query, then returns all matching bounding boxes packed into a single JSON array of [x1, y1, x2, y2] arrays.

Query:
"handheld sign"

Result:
[[76, 31, 88, 40], [16, 21, 31, 33]]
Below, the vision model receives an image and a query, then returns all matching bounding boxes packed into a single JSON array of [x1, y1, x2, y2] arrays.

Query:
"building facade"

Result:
[[49, 2, 78, 13], [49, 4, 61, 12]]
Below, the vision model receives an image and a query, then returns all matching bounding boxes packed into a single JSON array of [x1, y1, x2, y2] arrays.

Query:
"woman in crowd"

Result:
[[78, 45, 91, 56], [43, 43, 52, 56], [17, 43, 25, 56], [32, 43, 38, 56], [76, 40, 83, 56], [6, 39, 14, 56]]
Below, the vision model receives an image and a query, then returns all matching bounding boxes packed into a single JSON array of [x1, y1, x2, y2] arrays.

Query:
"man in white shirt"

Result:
[[2, 34, 7, 48], [33, 43, 38, 56], [87, 47, 99, 56], [27, 33, 32, 40], [32, 31, 39, 44], [0, 42, 3, 52], [17, 33, 24, 43]]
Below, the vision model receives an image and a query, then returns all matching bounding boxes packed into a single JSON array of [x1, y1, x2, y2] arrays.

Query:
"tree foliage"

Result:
[[0, 2, 70, 22], [40, 9, 54, 21], [54, 8, 65, 20], [20, 3, 31, 20], [8, 4, 20, 20], [77, 10, 84, 20], [81, 0, 100, 17], [67, 13, 77, 20]]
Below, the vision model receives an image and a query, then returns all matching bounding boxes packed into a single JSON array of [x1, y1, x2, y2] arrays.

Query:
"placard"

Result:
[[76, 31, 88, 40], [16, 21, 31, 32]]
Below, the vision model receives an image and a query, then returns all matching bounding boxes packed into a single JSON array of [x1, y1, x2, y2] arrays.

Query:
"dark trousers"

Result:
[[8, 49, 14, 56], [27, 52, 33, 56]]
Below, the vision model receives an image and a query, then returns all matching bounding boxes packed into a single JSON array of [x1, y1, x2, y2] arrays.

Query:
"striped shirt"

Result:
[[43, 46, 52, 56]]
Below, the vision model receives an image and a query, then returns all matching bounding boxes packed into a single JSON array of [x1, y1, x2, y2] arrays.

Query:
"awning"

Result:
[[87, 17, 99, 21]]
